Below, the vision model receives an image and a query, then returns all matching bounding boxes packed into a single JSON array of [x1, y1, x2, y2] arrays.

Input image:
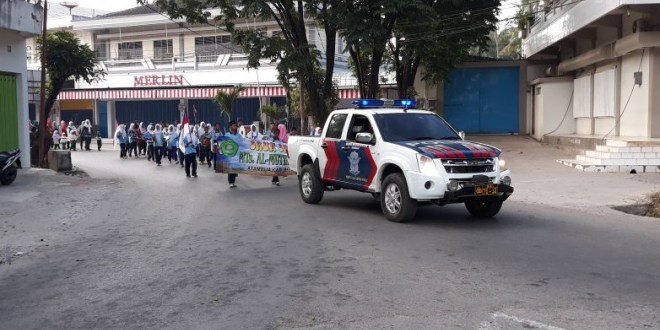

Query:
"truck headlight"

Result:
[[417, 154, 438, 176], [498, 155, 508, 171]]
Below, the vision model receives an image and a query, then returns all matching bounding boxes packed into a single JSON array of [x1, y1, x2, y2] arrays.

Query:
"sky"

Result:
[[71, 0, 521, 19], [67, 0, 141, 12]]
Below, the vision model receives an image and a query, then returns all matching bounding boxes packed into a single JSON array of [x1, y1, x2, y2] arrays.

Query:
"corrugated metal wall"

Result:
[[0, 74, 19, 151], [189, 98, 260, 127], [116, 100, 180, 126]]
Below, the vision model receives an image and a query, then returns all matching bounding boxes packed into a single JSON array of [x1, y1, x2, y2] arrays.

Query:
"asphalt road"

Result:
[[1, 148, 660, 329]]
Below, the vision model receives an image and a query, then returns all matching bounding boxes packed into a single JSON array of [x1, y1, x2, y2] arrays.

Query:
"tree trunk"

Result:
[[323, 27, 337, 103]]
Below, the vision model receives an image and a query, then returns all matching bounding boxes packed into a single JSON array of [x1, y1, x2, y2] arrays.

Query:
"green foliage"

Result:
[[145, 0, 341, 122], [213, 85, 246, 121], [36, 31, 105, 117], [388, 0, 500, 99], [261, 104, 285, 121]]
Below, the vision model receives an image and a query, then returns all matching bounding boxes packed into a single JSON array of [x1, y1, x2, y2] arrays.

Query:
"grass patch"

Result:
[[648, 192, 660, 217]]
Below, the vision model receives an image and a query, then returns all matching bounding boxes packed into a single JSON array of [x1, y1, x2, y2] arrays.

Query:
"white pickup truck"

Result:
[[288, 100, 513, 222]]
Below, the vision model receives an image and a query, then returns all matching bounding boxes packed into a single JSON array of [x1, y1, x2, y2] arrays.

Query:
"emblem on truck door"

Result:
[[348, 151, 361, 176]]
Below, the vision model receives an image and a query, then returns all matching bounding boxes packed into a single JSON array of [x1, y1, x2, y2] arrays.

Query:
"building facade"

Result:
[[35, 4, 358, 137], [523, 0, 660, 141], [0, 0, 43, 166]]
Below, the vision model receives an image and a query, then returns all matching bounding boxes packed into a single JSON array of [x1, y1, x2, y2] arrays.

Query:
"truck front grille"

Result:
[[441, 158, 494, 174]]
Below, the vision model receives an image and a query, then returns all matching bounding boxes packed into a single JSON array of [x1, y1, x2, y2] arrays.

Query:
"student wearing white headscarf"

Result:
[[166, 125, 179, 164], [176, 123, 184, 168], [114, 124, 127, 159], [68, 121, 78, 151], [182, 124, 199, 177], [80, 119, 93, 151]]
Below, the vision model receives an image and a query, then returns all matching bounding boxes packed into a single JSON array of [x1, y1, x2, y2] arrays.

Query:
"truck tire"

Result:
[[381, 173, 417, 222], [299, 164, 324, 204], [465, 200, 503, 218]]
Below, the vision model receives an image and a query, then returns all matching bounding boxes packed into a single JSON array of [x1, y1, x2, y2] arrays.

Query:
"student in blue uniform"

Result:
[[153, 124, 165, 166], [183, 124, 199, 178]]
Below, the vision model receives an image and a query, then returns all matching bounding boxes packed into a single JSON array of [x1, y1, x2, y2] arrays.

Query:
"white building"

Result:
[[0, 0, 42, 166], [522, 0, 660, 172], [33, 4, 357, 137]]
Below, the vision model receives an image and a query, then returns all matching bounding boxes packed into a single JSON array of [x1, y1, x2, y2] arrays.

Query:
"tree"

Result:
[[388, 0, 500, 99], [341, 0, 417, 99], [213, 85, 246, 122], [145, 0, 341, 123], [37, 31, 105, 122]]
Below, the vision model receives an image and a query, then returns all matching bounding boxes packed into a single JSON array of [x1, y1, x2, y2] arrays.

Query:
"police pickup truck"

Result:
[[287, 99, 513, 222]]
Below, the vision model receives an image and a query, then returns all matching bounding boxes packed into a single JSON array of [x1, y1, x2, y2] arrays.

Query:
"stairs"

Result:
[[557, 139, 660, 173]]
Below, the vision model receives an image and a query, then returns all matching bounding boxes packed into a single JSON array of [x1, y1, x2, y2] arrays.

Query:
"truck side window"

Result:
[[347, 115, 375, 144], [326, 114, 347, 139]]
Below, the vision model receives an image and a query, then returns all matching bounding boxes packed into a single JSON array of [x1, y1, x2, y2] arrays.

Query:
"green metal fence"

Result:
[[0, 74, 19, 151]]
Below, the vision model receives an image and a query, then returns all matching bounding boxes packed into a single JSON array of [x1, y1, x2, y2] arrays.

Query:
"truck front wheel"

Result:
[[464, 200, 503, 218], [381, 173, 417, 222], [299, 164, 324, 204]]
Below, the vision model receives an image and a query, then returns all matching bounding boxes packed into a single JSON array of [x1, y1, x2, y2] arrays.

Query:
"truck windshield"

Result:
[[373, 112, 460, 142]]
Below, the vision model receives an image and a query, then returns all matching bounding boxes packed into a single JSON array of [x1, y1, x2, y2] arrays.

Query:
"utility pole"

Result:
[[37, 0, 48, 167]]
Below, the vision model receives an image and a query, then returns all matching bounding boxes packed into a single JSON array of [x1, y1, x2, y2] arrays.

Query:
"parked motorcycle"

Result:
[[0, 149, 21, 185]]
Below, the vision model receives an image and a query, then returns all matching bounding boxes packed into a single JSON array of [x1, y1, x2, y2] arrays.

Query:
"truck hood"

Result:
[[393, 140, 501, 159]]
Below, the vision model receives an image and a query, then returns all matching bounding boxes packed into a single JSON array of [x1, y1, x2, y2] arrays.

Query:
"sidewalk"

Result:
[[471, 135, 660, 215]]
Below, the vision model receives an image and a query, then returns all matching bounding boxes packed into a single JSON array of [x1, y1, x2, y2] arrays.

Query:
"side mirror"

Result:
[[355, 132, 374, 144], [458, 131, 466, 140]]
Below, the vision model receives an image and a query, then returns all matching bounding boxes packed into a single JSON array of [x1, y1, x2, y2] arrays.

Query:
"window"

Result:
[[347, 115, 375, 144], [194, 35, 238, 62], [94, 42, 108, 61], [26, 46, 32, 63], [373, 113, 459, 142], [593, 69, 616, 117], [573, 74, 592, 118], [117, 42, 143, 60], [326, 114, 348, 139], [153, 39, 173, 62]]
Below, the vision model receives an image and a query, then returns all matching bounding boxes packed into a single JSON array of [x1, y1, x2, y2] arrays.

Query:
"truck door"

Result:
[[320, 113, 349, 183], [335, 114, 379, 191]]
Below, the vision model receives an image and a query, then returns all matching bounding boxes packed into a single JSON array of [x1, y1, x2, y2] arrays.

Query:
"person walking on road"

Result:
[[166, 125, 179, 164], [271, 128, 281, 186], [143, 124, 154, 161], [115, 124, 127, 159], [127, 124, 138, 158], [183, 124, 199, 178], [52, 130, 61, 150], [226, 120, 240, 188], [153, 124, 165, 166]]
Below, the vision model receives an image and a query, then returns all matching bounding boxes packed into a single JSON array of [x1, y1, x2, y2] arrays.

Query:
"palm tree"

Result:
[[213, 85, 246, 122]]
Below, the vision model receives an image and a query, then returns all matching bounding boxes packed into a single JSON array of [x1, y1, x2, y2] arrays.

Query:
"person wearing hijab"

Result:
[[137, 122, 146, 156], [182, 124, 199, 177], [68, 121, 78, 151], [115, 124, 127, 159], [166, 125, 179, 164], [226, 120, 240, 188], [278, 121, 288, 143], [80, 119, 93, 151], [199, 124, 213, 167], [153, 124, 165, 166], [143, 124, 154, 161], [60, 120, 68, 135], [176, 123, 185, 168], [248, 124, 262, 141], [127, 123, 138, 158]]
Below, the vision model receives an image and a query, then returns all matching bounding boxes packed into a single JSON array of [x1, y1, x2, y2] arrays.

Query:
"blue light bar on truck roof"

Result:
[[352, 99, 417, 109], [352, 99, 385, 107]]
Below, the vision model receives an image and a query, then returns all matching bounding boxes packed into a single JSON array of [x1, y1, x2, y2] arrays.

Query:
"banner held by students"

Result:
[[215, 135, 295, 177]]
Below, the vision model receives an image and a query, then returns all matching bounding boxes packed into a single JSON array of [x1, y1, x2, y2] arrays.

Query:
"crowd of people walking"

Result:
[[113, 119, 291, 188]]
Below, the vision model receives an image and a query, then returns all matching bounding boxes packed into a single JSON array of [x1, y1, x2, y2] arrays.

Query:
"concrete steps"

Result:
[[555, 138, 660, 173]]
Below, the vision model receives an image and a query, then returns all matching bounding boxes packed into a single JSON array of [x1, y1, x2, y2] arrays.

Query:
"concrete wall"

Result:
[[651, 48, 660, 138], [0, 0, 42, 36], [0, 29, 31, 166], [576, 118, 591, 135], [532, 80, 574, 141], [620, 49, 650, 137]]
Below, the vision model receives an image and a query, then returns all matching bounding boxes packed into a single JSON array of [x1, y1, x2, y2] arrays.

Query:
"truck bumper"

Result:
[[405, 171, 513, 204]]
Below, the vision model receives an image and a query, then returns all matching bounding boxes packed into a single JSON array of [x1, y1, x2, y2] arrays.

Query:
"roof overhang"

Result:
[[523, 0, 660, 58]]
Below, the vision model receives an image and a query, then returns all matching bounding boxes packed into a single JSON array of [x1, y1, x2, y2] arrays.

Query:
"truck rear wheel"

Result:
[[464, 200, 503, 218], [381, 173, 417, 222], [299, 164, 324, 204]]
